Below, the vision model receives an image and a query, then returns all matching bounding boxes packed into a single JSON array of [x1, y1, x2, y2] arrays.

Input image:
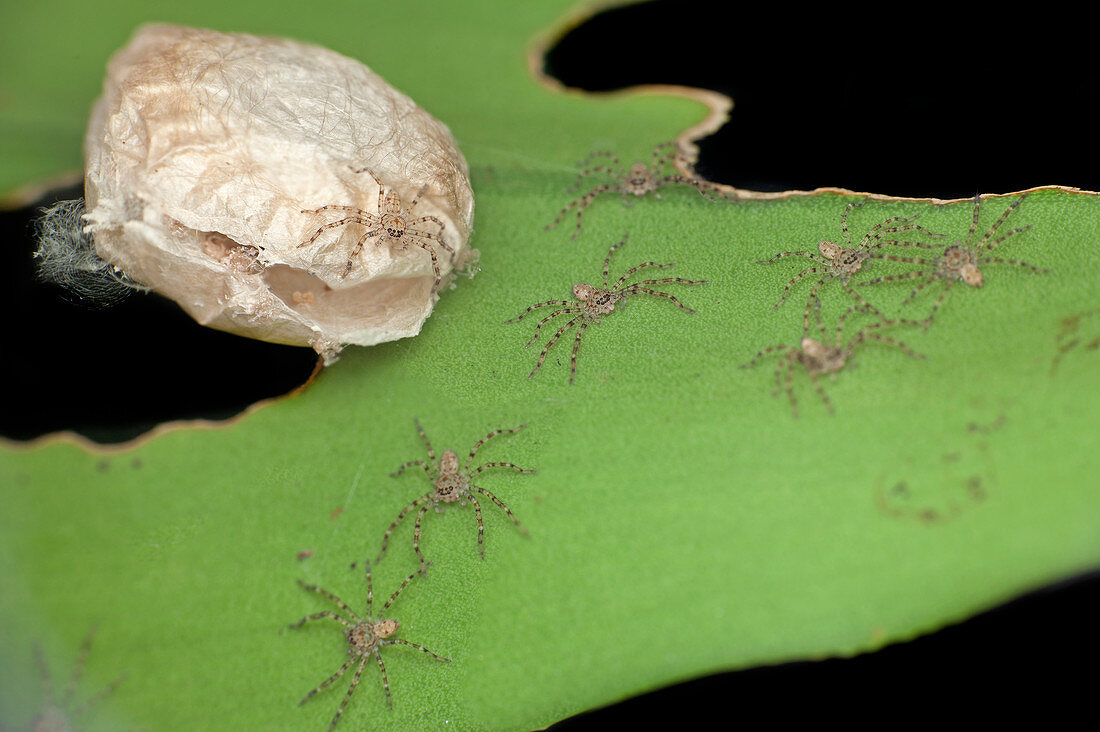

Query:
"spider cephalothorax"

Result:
[[758, 199, 944, 336], [545, 141, 737, 239], [572, 283, 620, 318], [859, 194, 1046, 323], [433, 450, 471, 503], [940, 245, 983, 286], [377, 420, 535, 565], [291, 562, 448, 730], [298, 167, 455, 290], [508, 233, 707, 384]]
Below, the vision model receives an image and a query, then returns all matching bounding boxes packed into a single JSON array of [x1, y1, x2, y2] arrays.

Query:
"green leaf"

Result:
[[2, 1, 1099, 730]]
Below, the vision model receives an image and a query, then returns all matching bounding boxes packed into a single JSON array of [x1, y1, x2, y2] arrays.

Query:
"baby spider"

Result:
[[859, 194, 1047, 324], [545, 141, 736, 240], [298, 166, 455, 290], [506, 233, 707, 384], [291, 561, 449, 731], [740, 299, 928, 417], [758, 199, 944, 335], [30, 626, 126, 732], [377, 419, 535, 566]]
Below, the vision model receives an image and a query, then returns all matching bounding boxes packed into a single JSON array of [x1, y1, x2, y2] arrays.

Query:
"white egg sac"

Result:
[[83, 24, 475, 361]]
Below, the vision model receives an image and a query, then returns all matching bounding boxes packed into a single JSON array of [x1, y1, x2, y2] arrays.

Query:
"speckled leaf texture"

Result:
[[2, 1, 1098, 730]]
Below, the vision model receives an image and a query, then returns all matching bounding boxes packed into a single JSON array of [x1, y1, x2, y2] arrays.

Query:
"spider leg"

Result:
[[328, 656, 368, 729], [544, 185, 616, 240], [625, 276, 706, 285], [612, 261, 676, 289], [858, 269, 933, 287], [811, 294, 828, 341], [294, 580, 362, 622], [902, 276, 942, 306], [655, 174, 734, 203], [467, 424, 528, 464], [391, 460, 432, 478], [474, 484, 529, 535], [566, 165, 619, 194], [756, 250, 826, 265], [409, 229, 455, 261], [978, 194, 1029, 249], [374, 652, 394, 711], [407, 238, 441, 292], [768, 265, 828, 309], [977, 256, 1049, 274], [73, 673, 127, 719], [528, 315, 582, 379], [408, 214, 446, 238], [622, 286, 701, 313], [349, 166, 387, 205], [841, 280, 882, 318], [569, 319, 593, 384], [840, 198, 871, 242], [857, 214, 918, 247], [381, 563, 430, 613], [921, 280, 954, 328], [739, 344, 792, 370], [363, 560, 374, 616], [574, 149, 621, 172], [865, 253, 936, 266], [61, 626, 96, 707], [302, 205, 379, 218], [866, 332, 925, 359], [469, 493, 486, 559], [651, 141, 682, 170], [965, 195, 982, 248], [412, 504, 432, 567], [801, 279, 826, 337], [414, 418, 436, 464], [389, 638, 451, 662], [524, 309, 586, 347], [848, 317, 928, 349], [782, 357, 799, 418], [505, 300, 578, 324], [603, 234, 629, 285], [376, 491, 435, 564], [298, 656, 357, 707], [835, 303, 871, 343], [406, 183, 430, 212], [806, 370, 833, 415], [883, 239, 943, 251], [298, 217, 377, 249], [986, 225, 1032, 251], [473, 461, 537, 475], [341, 228, 384, 278], [289, 610, 357, 630]]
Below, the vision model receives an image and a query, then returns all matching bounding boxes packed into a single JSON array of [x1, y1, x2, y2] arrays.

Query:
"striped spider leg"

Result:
[[30, 626, 126, 731], [291, 561, 449, 730], [506, 233, 707, 384], [377, 419, 535, 566], [545, 141, 738, 240], [758, 199, 944, 336], [298, 166, 455, 290], [859, 194, 1047, 326], [740, 298, 928, 417]]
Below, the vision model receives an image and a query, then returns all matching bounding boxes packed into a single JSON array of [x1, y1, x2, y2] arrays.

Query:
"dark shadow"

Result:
[[0, 185, 319, 444], [550, 569, 1099, 727], [544, 0, 1100, 198]]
